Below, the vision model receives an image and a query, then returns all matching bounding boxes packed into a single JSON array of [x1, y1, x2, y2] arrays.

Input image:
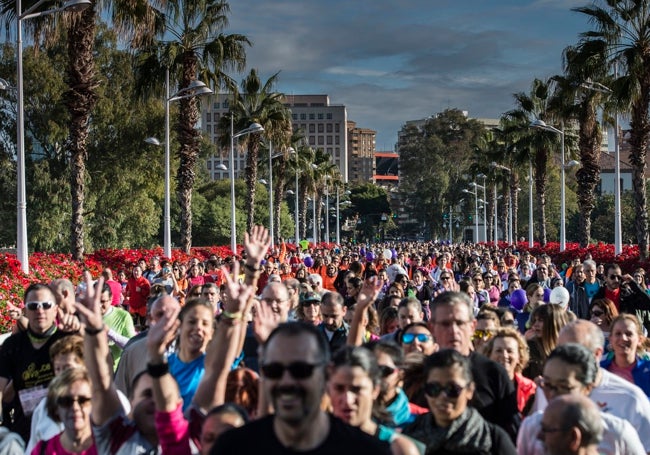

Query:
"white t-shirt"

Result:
[[517, 409, 645, 455]]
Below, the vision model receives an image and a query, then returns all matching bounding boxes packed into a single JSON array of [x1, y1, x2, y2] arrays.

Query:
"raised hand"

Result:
[[244, 225, 271, 265], [251, 298, 281, 344], [57, 306, 81, 332], [146, 300, 180, 363], [356, 276, 382, 309], [74, 271, 104, 332], [221, 262, 254, 315]]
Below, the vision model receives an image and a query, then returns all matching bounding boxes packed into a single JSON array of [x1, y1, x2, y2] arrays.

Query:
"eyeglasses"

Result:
[[378, 365, 396, 377], [472, 329, 493, 341], [56, 395, 92, 408], [260, 361, 324, 379], [539, 425, 571, 434], [591, 310, 604, 317], [423, 381, 466, 398], [501, 318, 515, 326], [608, 275, 622, 281], [401, 333, 432, 344], [540, 379, 581, 395], [26, 301, 54, 311], [440, 276, 451, 280]]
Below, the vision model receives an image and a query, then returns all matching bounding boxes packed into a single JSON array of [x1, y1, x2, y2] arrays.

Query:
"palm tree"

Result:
[[311, 150, 338, 243], [228, 69, 292, 233], [135, 0, 249, 253], [572, 1, 650, 257], [504, 78, 560, 246], [287, 143, 316, 240]]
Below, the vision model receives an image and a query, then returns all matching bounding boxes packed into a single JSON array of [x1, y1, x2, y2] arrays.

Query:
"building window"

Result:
[[318, 136, 324, 145], [207, 161, 212, 170], [318, 124, 324, 133], [326, 124, 333, 133], [207, 125, 212, 134], [213, 102, 220, 109], [309, 136, 316, 145], [292, 114, 297, 120], [335, 136, 340, 145], [223, 100, 229, 109], [318, 113, 323, 120], [309, 113, 315, 120], [301, 113, 306, 120], [309, 124, 315, 133], [326, 113, 332, 119], [206, 112, 212, 122], [327, 136, 333, 145], [335, 123, 340, 133]]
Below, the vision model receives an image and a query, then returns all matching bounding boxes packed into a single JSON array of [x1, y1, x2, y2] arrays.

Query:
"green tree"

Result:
[[134, 0, 250, 253], [573, 1, 650, 258]]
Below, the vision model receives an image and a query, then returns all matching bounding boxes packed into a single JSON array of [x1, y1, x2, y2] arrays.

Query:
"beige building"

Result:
[[347, 121, 376, 183], [202, 94, 349, 182]]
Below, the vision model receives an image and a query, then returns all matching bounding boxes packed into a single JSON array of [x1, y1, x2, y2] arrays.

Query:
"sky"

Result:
[[226, 0, 590, 151]]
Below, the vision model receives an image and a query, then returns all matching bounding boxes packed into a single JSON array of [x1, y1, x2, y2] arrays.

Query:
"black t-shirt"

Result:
[[211, 413, 392, 454], [0, 329, 71, 441]]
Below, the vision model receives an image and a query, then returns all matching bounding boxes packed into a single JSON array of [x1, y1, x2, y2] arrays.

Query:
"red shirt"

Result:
[[127, 276, 150, 316], [605, 287, 621, 310]]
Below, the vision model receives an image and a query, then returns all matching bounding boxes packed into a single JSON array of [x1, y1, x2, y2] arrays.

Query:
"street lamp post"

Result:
[[531, 119, 568, 252], [493, 184, 498, 245], [13, 0, 91, 273], [325, 176, 330, 243], [528, 159, 534, 248], [581, 78, 621, 255], [145, 72, 213, 259], [462, 187, 479, 243], [490, 162, 513, 245], [268, 141, 274, 248], [475, 175, 487, 243]]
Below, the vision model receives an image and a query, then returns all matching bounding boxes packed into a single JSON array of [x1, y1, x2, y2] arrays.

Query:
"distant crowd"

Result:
[[0, 229, 649, 455]]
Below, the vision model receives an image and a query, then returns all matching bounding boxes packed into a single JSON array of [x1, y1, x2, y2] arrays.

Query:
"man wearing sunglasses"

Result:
[[593, 263, 650, 334], [212, 322, 392, 454], [429, 291, 520, 441], [0, 283, 76, 442]]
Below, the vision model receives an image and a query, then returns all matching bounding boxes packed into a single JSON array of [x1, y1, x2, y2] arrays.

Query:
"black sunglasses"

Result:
[[423, 382, 466, 398], [260, 361, 324, 380], [56, 395, 92, 408], [379, 365, 396, 377]]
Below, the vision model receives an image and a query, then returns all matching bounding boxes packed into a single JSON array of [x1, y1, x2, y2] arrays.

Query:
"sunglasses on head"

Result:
[[424, 381, 466, 398], [260, 361, 324, 380], [402, 333, 432, 344], [472, 329, 493, 341], [56, 395, 92, 408], [26, 301, 54, 311]]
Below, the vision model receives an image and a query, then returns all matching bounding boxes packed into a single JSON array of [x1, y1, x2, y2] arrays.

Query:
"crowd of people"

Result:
[[1, 228, 650, 454]]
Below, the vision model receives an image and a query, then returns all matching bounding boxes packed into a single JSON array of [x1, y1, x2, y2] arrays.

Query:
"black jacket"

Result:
[[594, 280, 650, 332]]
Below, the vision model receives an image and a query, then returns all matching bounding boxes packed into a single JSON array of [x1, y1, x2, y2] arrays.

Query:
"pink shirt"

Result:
[[32, 434, 97, 455]]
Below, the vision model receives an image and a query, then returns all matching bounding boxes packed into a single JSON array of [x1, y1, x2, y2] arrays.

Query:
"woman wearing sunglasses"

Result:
[[327, 346, 420, 455], [400, 322, 437, 356], [403, 349, 516, 455], [33, 367, 96, 455], [589, 298, 619, 350]]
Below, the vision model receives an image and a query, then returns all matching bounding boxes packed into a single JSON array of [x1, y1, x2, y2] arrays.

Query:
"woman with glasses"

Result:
[[33, 367, 96, 455], [295, 291, 322, 326], [327, 346, 420, 455], [600, 314, 650, 396], [589, 298, 619, 349], [483, 273, 500, 305], [482, 327, 536, 415], [403, 349, 516, 454], [400, 322, 437, 356]]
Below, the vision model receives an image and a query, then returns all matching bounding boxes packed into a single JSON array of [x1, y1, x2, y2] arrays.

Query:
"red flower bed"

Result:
[[0, 241, 645, 334]]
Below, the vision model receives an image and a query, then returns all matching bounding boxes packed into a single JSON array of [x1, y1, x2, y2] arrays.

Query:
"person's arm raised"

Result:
[[74, 272, 120, 426], [192, 262, 254, 412], [146, 303, 181, 412], [347, 276, 382, 346], [242, 226, 271, 288]]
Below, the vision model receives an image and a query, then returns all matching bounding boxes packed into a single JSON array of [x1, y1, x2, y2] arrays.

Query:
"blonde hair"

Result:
[[483, 327, 530, 373], [46, 367, 91, 422]]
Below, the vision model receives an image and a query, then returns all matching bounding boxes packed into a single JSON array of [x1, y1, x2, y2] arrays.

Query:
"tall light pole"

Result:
[[490, 162, 513, 245], [13, 0, 90, 273], [462, 187, 479, 243], [581, 78, 621, 255], [473, 175, 487, 243], [324, 176, 330, 243], [531, 119, 568, 252], [145, 73, 213, 259], [529, 159, 534, 248], [295, 168, 300, 245], [493, 184, 498, 245], [230, 120, 264, 254], [268, 141, 274, 248]]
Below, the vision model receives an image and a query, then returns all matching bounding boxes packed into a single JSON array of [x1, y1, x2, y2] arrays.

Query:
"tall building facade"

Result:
[[201, 94, 349, 182], [347, 121, 376, 183]]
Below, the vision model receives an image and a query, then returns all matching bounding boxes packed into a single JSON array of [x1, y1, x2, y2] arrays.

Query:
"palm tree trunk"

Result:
[[576, 102, 601, 247], [273, 156, 287, 243], [176, 56, 201, 253], [65, 6, 98, 261], [511, 172, 520, 243], [315, 193, 322, 242], [300, 190, 308, 240], [629, 93, 650, 259], [245, 135, 261, 233], [534, 151, 549, 246]]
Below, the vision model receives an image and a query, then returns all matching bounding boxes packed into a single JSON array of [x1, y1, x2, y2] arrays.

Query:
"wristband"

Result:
[[222, 310, 243, 320], [244, 263, 261, 273], [84, 324, 105, 336], [146, 362, 169, 378]]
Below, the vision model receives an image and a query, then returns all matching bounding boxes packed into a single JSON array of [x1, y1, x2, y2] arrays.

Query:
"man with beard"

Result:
[[211, 322, 391, 454], [318, 292, 349, 354]]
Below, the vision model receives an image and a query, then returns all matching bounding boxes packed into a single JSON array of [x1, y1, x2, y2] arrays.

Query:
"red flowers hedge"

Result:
[[0, 241, 646, 334]]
